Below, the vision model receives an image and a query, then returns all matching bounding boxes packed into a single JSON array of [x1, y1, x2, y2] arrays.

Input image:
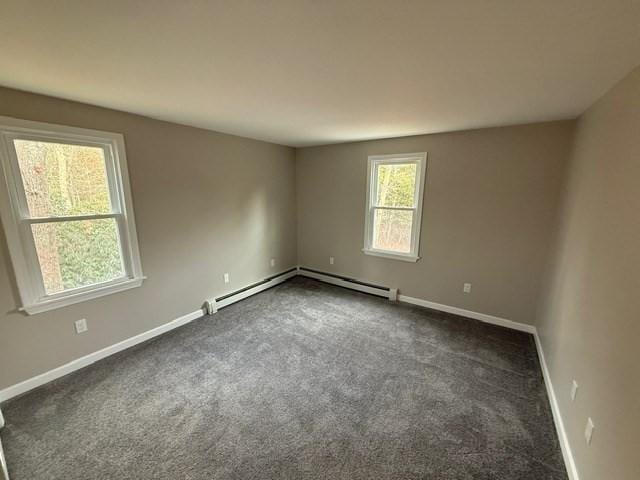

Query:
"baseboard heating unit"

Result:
[[297, 267, 397, 301], [204, 267, 299, 314]]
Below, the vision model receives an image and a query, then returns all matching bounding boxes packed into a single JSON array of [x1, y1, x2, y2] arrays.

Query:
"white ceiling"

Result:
[[1, 1, 639, 147]]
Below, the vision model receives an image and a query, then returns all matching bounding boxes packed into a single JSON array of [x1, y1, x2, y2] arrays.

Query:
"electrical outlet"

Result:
[[463, 283, 472, 293], [270, 258, 275, 268], [74, 318, 88, 334], [329, 256, 335, 265], [584, 418, 595, 445], [571, 380, 579, 401], [223, 273, 230, 284]]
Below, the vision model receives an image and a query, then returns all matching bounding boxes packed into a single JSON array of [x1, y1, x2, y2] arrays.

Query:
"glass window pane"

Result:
[[13, 139, 112, 218], [31, 218, 125, 295], [372, 208, 413, 253], [375, 163, 417, 207]]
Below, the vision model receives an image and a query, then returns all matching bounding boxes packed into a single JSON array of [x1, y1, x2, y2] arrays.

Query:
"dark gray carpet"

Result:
[[1, 277, 567, 479]]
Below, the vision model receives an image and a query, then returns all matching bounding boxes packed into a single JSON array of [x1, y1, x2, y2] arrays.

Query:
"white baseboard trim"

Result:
[[216, 269, 298, 309], [0, 435, 8, 480], [534, 332, 580, 480], [397, 294, 537, 334], [0, 267, 578, 480], [0, 406, 7, 480], [396, 292, 577, 479], [399, 291, 577, 479], [297, 268, 535, 334], [0, 268, 298, 403], [0, 308, 205, 403], [297, 268, 393, 299]]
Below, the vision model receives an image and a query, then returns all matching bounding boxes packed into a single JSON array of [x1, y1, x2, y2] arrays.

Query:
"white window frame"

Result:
[[0, 116, 144, 314], [363, 152, 427, 262]]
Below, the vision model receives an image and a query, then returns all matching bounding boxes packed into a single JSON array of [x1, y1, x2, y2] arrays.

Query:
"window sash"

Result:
[[371, 158, 420, 209], [18, 212, 130, 301], [0, 116, 144, 314], [7, 137, 122, 221], [24, 212, 119, 224], [370, 206, 417, 254]]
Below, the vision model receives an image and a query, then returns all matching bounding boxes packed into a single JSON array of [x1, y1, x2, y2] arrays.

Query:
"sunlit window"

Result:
[[0, 117, 143, 314], [363, 153, 426, 261]]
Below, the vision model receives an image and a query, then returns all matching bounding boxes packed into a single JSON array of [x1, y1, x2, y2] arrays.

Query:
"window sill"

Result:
[[20, 277, 145, 315], [362, 249, 420, 262]]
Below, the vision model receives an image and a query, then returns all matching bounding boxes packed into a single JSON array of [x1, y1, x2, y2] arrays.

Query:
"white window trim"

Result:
[[0, 116, 144, 314], [363, 152, 427, 262]]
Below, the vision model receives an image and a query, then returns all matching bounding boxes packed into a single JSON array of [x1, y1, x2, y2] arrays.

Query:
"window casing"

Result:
[[363, 152, 427, 262], [0, 117, 144, 314]]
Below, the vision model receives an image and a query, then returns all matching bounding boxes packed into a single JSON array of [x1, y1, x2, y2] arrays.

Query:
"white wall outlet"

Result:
[[329, 256, 334, 265], [571, 380, 579, 401], [584, 417, 595, 445], [74, 318, 88, 334], [223, 273, 230, 284], [270, 258, 275, 268], [463, 283, 472, 293]]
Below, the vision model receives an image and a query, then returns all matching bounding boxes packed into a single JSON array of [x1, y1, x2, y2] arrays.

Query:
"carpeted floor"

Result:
[[1, 277, 567, 479]]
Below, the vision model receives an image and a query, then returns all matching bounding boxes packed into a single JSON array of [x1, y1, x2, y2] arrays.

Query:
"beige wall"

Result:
[[537, 67, 640, 480], [0, 87, 297, 390], [296, 122, 574, 325]]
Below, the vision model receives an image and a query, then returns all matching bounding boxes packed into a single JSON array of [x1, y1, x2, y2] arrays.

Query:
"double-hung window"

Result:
[[0, 117, 144, 314], [363, 152, 427, 262]]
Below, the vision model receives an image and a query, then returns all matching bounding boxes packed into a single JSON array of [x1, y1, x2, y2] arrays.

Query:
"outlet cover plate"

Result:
[[571, 380, 579, 401], [74, 318, 88, 334]]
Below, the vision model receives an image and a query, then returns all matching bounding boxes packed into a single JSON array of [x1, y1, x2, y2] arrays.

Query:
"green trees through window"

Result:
[[372, 163, 417, 253], [14, 140, 124, 294]]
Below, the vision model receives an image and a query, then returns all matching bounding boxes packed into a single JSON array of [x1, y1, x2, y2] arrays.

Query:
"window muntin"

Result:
[[0, 117, 143, 314], [364, 153, 426, 261]]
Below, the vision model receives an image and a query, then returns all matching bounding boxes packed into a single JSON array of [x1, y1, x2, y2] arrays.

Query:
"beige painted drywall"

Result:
[[537, 67, 640, 480], [0, 87, 297, 390], [296, 121, 574, 325]]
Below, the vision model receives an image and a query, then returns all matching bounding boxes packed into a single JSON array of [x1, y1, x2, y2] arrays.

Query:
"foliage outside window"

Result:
[[363, 153, 427, 262], [0, 117, 143, 314]]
